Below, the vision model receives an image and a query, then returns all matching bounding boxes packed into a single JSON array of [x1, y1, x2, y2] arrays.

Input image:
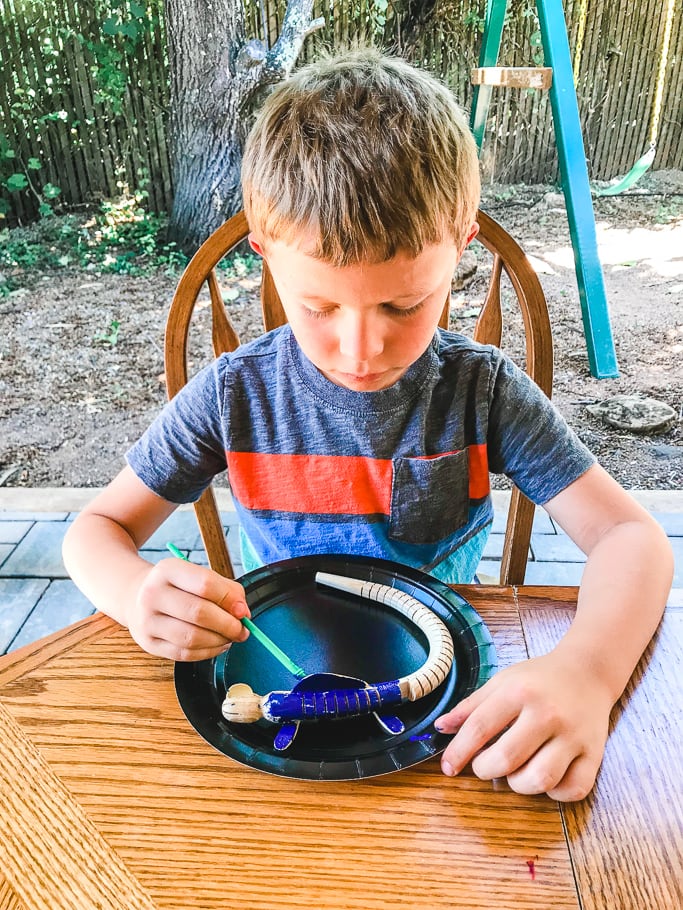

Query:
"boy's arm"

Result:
[[436, 463, 673, 800], [62, 466, 250, 661]]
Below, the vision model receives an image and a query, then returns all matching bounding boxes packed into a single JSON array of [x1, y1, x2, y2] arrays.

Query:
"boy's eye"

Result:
[[302, 306, 333, 319], [384, 300, 426, 318]]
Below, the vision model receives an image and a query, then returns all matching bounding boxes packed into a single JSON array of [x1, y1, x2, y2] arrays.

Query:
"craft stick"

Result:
[[315, 572, 454, 701], [165, 543, 306, 678]]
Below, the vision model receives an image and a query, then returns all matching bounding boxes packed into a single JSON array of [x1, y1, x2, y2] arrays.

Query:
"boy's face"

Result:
[[249, 228, 477, 392]]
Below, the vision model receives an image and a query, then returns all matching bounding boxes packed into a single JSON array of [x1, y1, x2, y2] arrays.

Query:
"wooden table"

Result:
[[0, 586, 680, 910]]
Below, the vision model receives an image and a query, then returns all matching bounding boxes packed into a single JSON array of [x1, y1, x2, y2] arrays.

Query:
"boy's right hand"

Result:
[[127, 557, 251, 661]]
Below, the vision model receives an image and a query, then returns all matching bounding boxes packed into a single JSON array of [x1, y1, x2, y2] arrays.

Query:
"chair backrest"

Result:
[[165, 209, 553, 585]]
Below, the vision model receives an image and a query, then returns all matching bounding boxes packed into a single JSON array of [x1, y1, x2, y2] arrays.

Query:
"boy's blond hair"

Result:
[[242, 48, 480, 265]]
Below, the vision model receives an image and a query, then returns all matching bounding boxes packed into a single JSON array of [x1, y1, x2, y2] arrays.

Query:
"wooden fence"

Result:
[[1, 0, 681, 223]]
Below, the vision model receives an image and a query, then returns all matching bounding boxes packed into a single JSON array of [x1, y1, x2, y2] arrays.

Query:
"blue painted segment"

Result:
[[9, 580, 95, 652], [0, 578, 49, 652], [0, 544, 13, 567], [273, 722, 299, 751], [375, 713, 406, 735], [536, 0, 618, 379], [264, 679, 403, 723]]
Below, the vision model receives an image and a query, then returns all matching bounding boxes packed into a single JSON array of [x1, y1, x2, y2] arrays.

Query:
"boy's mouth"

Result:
[[334, 369, 397, 390]]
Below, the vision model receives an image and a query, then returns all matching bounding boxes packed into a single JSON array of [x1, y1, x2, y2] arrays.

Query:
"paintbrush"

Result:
[[165, 542, 306, 679]]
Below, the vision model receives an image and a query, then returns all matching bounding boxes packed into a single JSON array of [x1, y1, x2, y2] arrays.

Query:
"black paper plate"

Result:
[[175, 555, 498, 780]]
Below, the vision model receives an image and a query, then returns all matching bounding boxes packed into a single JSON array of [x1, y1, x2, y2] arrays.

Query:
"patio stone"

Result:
[[669, 538, 683, 587], [490, 506, 555, 535], [650, 512, 683, 536], [8, 580, 95, 652], [0, 521, 33, 544], [475, 560, 501, 584], [523, 561, 585, 585], [0, 511, 69, 521], [142, 511, 204, 550], [0, 522, 69, 578], [0, 578, 49, 652], [530, 534, 586, 563]]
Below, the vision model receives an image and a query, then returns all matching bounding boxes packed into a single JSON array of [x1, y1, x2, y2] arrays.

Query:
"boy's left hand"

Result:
[[434, 652, 613, 801]]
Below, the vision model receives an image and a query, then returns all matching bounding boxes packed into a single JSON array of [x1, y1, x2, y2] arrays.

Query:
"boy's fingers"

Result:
[[145, 633, 233, 663], [469, 714, 548, 781], [434, 675, 501, 732], [546, 753, 601, 803], [156, 557, 250, 619], [147, 613, 244, 655], [440, 693, 521, 776], [155, 591, 250, 642], [505, 739, 577, 797]]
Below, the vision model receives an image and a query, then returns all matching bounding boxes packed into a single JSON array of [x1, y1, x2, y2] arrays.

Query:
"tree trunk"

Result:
[[165, 0, 323, 254]]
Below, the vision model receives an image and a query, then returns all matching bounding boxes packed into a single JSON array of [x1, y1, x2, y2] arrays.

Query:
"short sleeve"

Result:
[[126, 360, 227, 504], [486, 352, 596, 505]]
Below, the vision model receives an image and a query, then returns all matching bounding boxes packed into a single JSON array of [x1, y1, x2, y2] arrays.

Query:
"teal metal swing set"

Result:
[[468, 0, 672, 379]]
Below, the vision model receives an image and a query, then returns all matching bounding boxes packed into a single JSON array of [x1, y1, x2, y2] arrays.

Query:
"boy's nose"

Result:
[[338, 312, 384, 364]]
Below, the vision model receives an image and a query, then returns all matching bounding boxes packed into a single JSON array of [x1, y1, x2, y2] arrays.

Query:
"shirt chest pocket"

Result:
[[389, 451, 470, 545]]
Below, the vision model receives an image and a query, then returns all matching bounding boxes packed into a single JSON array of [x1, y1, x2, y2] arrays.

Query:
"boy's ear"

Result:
[[465, 222, 479, 247], [247, 232, 264, 257]]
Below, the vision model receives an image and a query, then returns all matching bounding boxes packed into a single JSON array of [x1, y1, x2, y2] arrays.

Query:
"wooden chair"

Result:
[[165, 209, 553, 585]]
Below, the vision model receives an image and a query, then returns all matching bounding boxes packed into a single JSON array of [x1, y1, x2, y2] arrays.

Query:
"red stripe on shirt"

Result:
[[226, 445, 490, 515], [227, 452, 393, 515], [468, 443, 490, 499]]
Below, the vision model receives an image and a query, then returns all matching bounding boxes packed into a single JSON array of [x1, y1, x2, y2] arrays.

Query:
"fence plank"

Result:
[[0, 0, 681, 226]]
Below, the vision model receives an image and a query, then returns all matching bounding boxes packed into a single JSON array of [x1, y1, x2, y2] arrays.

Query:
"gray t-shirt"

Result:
[[127, 327, 594, 581]]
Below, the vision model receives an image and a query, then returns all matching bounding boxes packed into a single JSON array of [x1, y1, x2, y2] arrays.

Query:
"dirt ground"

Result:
[[1, 172, 682, 491]]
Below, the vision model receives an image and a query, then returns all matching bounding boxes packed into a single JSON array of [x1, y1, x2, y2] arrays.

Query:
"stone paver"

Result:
[[530, 534, 586, 563], [0, 521, 32, 544], [143, 511, 204, 551], [668, 538, 683, 587], [0, 522, 69, 578], [0, 512, 69, 522], [0, 578, 50, 652], [490, 506, 555, 535], [8, 580, 95, 652], [523, 561, 586, 585], [650, 513, 683, 536]]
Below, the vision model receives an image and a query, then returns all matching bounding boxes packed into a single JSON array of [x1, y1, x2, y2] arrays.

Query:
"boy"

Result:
[[63, 49, 673, 802]]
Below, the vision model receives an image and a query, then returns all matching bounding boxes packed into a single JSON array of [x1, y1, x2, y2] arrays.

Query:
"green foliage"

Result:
[[94, 318, 121, 346], [0, 190, 190, 296], [0, 1, 157, 220]]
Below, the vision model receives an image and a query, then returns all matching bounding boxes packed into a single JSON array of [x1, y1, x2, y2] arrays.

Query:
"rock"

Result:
[[452, 250, 478, 290], [543, 191, 565, 209], [586, 395, 678, 433], [649, 444, 683, 459]]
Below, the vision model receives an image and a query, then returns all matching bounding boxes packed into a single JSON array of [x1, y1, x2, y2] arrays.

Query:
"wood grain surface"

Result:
[[0, 700, 158, 909], [4, 586, 677, 910], [518, 590, 683, 910], [0, 589, 580, 910], [0, 876, 25, 910]]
